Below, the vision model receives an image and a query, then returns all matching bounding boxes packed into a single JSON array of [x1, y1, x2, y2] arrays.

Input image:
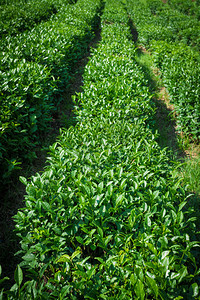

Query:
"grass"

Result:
[[182, 157, 200, 195]]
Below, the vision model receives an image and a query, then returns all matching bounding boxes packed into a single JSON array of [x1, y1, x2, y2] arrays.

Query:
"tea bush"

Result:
[[126, 0, 200, 141], [0, 0, 75, 38], [168, 0, 200, 20], [2, 0, 199, 298], [126, 0, 200, 49], [151, 40, 200, 140], [0, 0, 102, 184]]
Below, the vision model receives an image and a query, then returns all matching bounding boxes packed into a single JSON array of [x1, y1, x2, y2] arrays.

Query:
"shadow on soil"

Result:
[[135, 48, 185, 160]]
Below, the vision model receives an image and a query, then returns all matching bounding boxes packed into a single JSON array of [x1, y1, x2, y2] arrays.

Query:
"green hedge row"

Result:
[[127, 0, 200, 141], [126, 0, 200, 49], [0, 0, 28, 4], [1, 0, 199, 298], [151, 41, 200, 140], [168, 0, 200, 20], [0, 0, 75, 38], [0, 0, 102, 184]]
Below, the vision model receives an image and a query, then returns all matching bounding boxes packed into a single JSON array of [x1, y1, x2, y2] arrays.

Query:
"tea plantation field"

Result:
[[0, 0, 200, 299]]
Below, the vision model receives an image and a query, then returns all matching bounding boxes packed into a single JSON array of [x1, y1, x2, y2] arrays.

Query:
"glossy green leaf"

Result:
[[135, 280, 145, 300], [146, 276, 159, 298], [19, 176, 27, 185], [14, 265, 23, 287], [190, 282, 199, 297]]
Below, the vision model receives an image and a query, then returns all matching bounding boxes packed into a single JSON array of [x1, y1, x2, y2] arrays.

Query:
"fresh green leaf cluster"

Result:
[[126, 0, 200, 49], [0, 0, 31, 4], [3, 0, 199, 298], [0, 0, 75, 38], [168, 0, 200, 20], [150, 40, 200, 140], [126, 0, 200, 141], [0, 0, 102, 184]]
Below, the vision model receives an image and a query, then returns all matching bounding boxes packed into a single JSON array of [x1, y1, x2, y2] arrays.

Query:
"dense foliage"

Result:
[[168, 0, 200, 19], [1, 0, 199, 298], [126, 0, 200, 141], [0, 0, 66, 38], [0, 0, 101, 185]]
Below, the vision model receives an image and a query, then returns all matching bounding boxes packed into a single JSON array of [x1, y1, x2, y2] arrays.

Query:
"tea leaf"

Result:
[[190, 282, 199, 297], [146, 276, 159, 298], [14, 265, 23, 287], [19, 176, 27, 186], [135, 280, 145, 300]]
